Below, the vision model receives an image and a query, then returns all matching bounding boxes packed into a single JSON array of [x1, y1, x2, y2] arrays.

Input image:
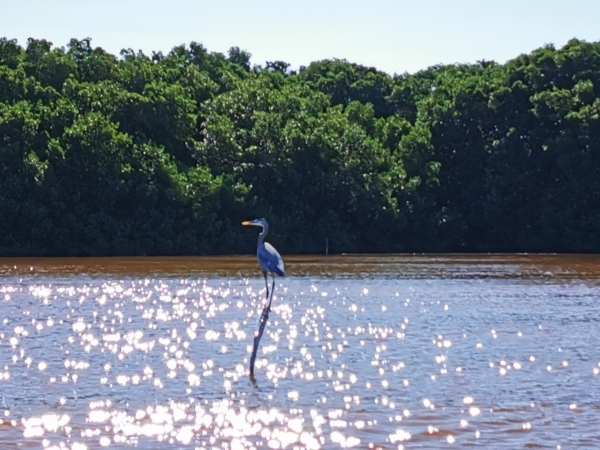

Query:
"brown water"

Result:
[[0, 254, 599, 449]]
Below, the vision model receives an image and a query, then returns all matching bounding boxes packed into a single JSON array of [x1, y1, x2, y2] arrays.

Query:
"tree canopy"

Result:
[[1, 37, 599, 256]]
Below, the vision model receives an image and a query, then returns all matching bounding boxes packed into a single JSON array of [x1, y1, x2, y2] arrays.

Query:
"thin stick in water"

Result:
[[249, 294, 273, 379]]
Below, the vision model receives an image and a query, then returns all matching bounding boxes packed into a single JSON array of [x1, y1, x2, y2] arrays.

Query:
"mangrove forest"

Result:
[[1, 37, 599, 256]]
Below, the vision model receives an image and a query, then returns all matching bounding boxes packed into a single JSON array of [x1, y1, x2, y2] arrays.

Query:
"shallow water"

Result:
[[0, 254, 599, 449]]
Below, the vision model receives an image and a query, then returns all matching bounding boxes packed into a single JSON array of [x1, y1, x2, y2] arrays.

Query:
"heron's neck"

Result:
[[258, 224, 268, 244]]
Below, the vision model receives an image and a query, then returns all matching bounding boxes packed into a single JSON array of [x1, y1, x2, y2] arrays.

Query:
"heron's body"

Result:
[[242, 218, 285, 380], [258, 242, 285, 278]]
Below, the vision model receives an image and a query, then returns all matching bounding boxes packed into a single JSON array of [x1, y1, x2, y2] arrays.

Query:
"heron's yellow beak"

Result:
[[242, 221, 251, 226]]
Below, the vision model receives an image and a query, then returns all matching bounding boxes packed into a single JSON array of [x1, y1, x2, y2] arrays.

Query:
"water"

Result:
[[0, 254, 599, 449]]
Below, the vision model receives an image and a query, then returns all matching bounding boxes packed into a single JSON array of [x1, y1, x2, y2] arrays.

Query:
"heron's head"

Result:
[[242, 218, 268, 229]]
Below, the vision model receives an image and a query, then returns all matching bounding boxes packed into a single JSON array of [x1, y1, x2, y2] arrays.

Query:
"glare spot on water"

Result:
[[469, 407, 481, 416], [389, 429, 411, 443]]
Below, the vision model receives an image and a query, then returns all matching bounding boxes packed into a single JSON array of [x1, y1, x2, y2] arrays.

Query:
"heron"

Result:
[[242, 218, 285, 379]]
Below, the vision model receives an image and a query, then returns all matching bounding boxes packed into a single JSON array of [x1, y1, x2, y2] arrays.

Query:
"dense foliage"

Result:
[[1, 37, 599, 256]]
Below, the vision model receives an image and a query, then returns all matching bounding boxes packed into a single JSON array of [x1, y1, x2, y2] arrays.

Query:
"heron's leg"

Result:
[[263, 271, 269, 300], [268, 276, 275, 308]]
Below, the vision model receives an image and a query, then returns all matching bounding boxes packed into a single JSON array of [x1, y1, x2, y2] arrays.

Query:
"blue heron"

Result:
[[242, 218, 285, 299], [242, 218, 285, 379]]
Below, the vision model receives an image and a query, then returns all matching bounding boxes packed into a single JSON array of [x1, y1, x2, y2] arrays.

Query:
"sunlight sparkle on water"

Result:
[[0, 256, 597, 448]]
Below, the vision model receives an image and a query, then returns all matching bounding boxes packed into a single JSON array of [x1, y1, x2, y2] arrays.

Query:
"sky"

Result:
[[3, 0, 600, 75]]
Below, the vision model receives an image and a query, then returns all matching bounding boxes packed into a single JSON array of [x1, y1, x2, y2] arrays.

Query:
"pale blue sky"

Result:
[[4, 0, 599, 74]]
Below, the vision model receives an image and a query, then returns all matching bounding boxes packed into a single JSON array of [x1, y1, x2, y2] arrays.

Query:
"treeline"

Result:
[[1, 37, 599, 256]]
